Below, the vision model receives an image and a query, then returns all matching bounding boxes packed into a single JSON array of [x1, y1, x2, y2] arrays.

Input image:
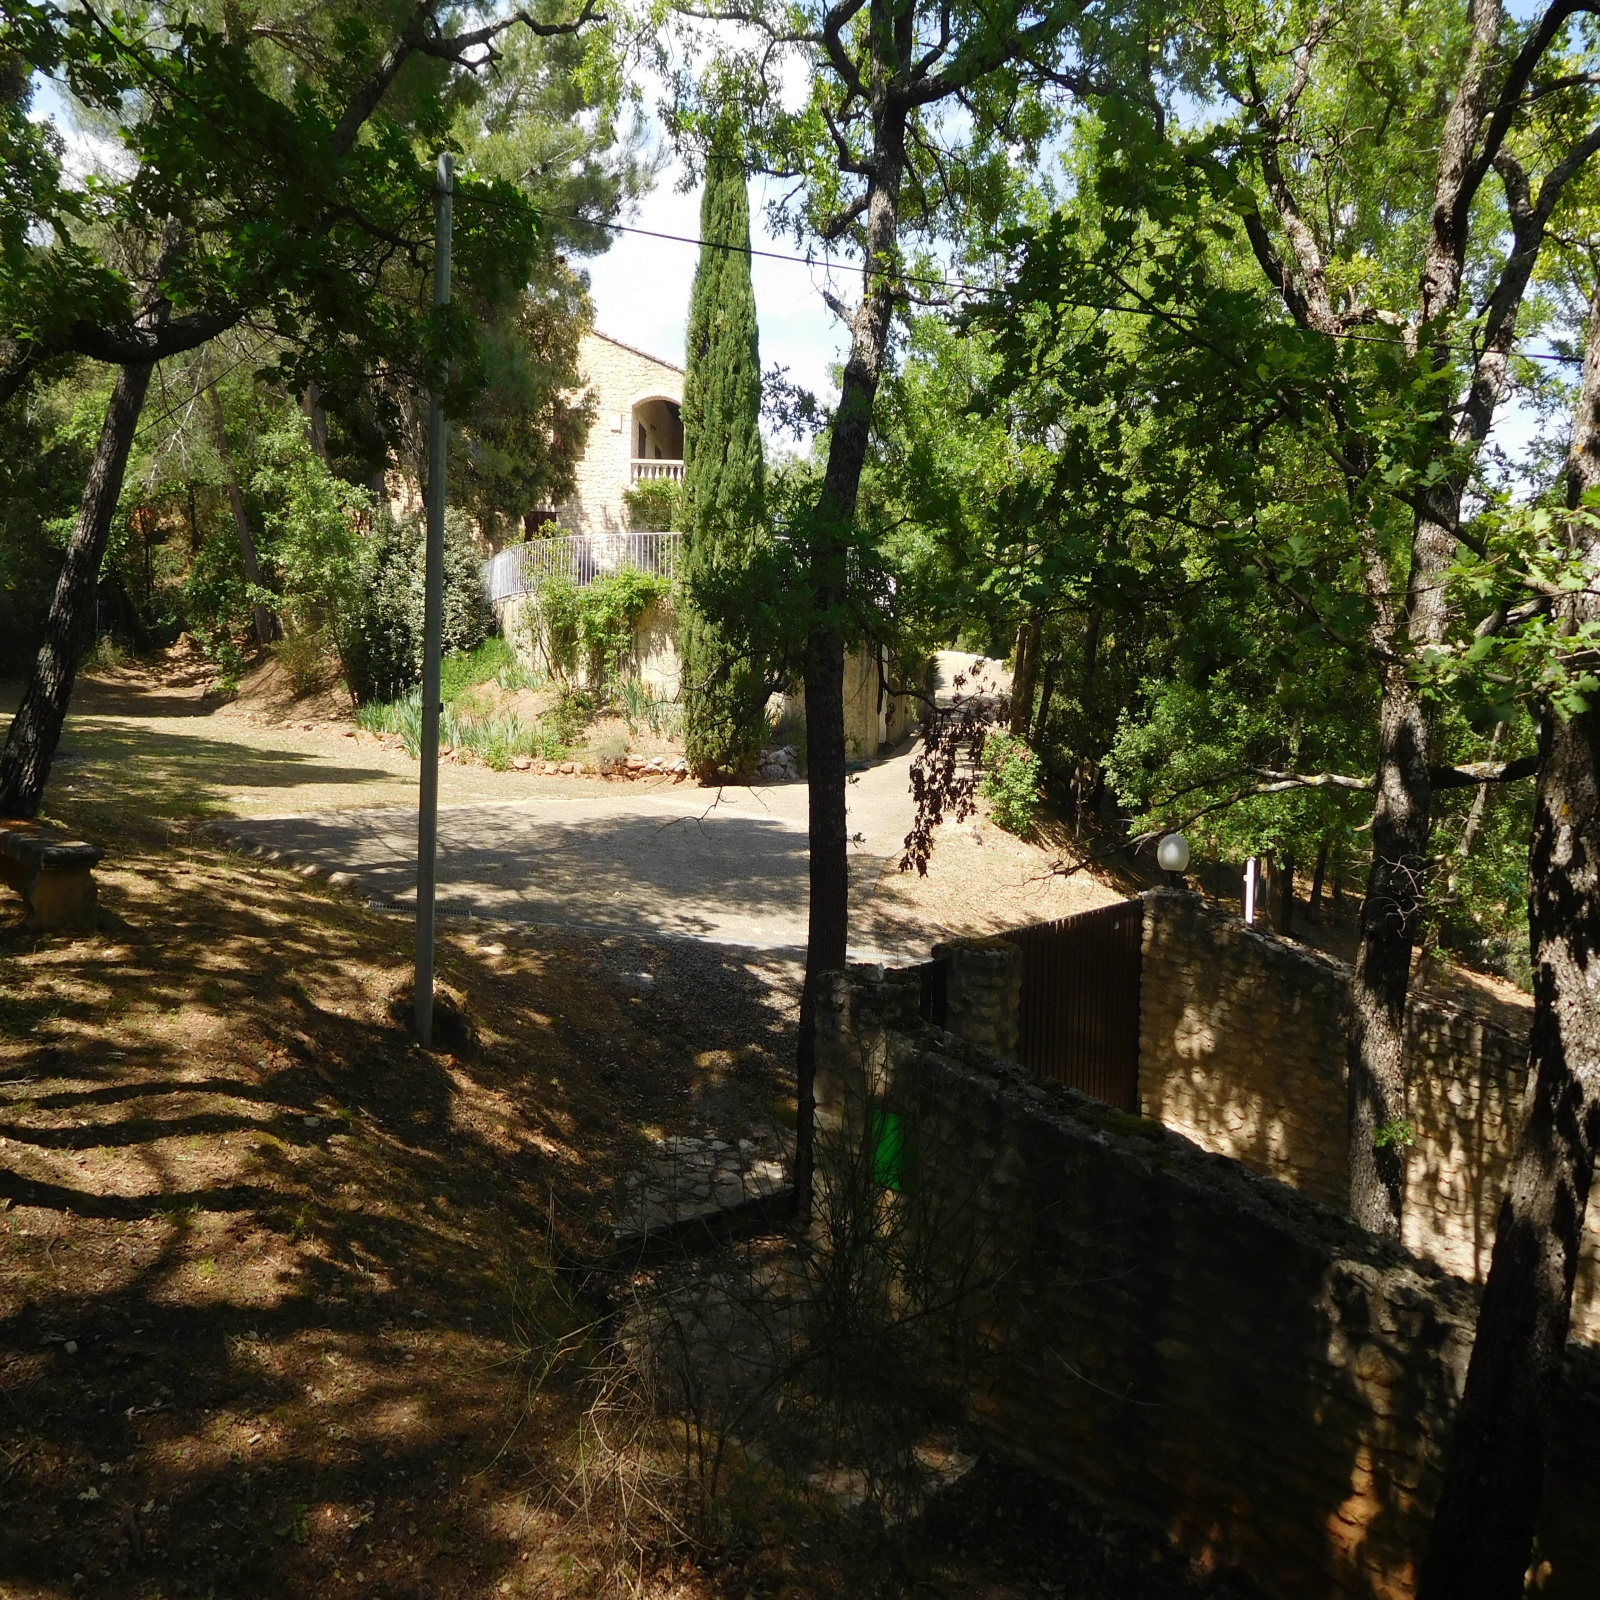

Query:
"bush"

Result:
[[623, 479, 678, 531], [980, 730, 1041, 835], [578, 565, 668, 687], [524, 564, 669, 696], [271, 630, 334, 695], [339, 510, 493, 704]]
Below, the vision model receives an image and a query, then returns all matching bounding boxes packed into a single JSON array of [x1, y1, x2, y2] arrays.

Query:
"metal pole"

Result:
[[414, 151, 453, 1045]]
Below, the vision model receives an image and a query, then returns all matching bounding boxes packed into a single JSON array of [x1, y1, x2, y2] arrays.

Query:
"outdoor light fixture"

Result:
[[1157, 832, 1190, 884]]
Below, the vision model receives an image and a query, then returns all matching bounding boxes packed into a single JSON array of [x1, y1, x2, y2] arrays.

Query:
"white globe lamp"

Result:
[[1157, 832, 1191, 884]]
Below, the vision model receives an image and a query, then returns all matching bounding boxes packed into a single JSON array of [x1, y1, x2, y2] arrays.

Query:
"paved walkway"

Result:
[[225, 755, 925, 957], [32, 669, 1120, 960]]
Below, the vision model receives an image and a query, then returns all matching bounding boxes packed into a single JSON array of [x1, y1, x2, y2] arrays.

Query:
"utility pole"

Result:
[[414, 151, 453, 1045]]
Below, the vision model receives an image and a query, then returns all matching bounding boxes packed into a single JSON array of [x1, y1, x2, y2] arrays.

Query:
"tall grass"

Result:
[[617, 677, 683, 740], [356, 639, 572, 769]]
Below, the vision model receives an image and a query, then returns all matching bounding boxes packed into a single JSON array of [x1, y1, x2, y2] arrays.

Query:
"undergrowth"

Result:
[[356, 639, 571, 768]]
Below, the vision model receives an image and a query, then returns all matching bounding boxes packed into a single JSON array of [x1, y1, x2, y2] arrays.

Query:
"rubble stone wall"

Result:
[[1136, 890, 1600, 1342], [814, 971, 1600, 1599]]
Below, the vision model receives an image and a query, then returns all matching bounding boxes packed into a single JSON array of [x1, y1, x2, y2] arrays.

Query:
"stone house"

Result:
[[550, 330, 685, 534]]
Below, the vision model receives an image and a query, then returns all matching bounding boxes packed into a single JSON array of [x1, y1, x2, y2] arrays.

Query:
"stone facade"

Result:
[[813, 967, 1600, 1600], [1136, 889, 1600, 1343], [556, 331, 684, 535]]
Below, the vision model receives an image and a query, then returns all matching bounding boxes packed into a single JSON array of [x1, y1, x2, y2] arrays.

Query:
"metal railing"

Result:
[[482, 530, 683, 604], [630, 458, 684, 484]]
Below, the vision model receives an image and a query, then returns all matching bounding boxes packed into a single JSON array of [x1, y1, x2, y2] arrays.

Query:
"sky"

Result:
[[581, 151, 853, 413]]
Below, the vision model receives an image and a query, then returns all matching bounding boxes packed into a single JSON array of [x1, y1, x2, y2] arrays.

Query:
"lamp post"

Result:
[[1157, 831, 1190, 888], [414, 151, 453, 1046]]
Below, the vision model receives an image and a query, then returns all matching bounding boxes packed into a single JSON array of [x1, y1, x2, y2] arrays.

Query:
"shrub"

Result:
[[577, 565, 668, 688], [526, 565, 669, 695], [271, 629, 334, 696], [339, 510, 493, 704], [979, 729, 1041, 835], [623, 479, 678, 531]]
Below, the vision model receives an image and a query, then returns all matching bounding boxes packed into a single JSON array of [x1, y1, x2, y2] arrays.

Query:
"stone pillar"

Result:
[[812, 964, 923, 1135], [933, 936, 1022, 1060]]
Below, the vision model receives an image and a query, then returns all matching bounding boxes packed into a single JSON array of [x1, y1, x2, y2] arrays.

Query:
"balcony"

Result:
[[631, 458, 684, 485]]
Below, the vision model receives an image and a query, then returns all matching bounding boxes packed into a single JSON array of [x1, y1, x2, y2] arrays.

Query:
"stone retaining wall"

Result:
[[815, 969, 1600, 1598], [1136, 890, 1600, 1342]]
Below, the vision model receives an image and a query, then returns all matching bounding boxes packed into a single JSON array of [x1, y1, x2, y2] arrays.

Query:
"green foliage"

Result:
[[525, 566, 669, 693], [577, 566, 670, 688], [251, 425, 372, 648], [624, 478, 679, 532], [336, 508, 492, 705], [441, 635, 518, 703], [0, 364, 101, 671], [978, 731, 1041, 836], [534, 573, 583, 681], [679, 145, 769, 781], [1, 0, 551, 425]]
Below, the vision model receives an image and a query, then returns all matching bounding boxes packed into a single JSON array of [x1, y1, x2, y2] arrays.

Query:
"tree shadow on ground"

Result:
[[0, 813, 797, 1598]]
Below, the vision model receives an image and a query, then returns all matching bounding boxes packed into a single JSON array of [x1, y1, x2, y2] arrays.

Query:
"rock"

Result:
[[559, 761, 578, 775], [512, 756, 532, 771]]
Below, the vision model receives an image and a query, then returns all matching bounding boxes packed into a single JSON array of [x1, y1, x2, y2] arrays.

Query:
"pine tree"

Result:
[[679, 144, 768, 782]]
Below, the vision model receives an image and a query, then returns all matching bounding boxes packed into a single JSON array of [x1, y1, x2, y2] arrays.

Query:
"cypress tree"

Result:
[[679, 142, 768, 782]]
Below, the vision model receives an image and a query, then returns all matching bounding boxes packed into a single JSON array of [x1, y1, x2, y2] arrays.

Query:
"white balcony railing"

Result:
[[630, 458, 684, 484], [482, 531, 683, 604]]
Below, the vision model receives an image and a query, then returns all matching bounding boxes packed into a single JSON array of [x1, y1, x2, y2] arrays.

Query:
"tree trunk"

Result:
[[303, 381, 330, 462], [1307, 838, 1330, 924], [1009, 609, 1041, 738], [205, 379, 277, 648], [1031, 656, 1056, 747], [0, 361, 155, 817], [1280, 853, 1295, 937], [1417, 699, 1600, 1600], [1417, 284, 1600, 1600], [793, 20, 910, 1218], [1346, 661, 1436, 1234]]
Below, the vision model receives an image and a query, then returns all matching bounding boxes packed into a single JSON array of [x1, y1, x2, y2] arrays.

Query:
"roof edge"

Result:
[[586, 328, 686, 376]]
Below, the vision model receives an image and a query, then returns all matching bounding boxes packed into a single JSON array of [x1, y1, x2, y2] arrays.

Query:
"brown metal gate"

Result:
[[1010, 900, 1144, 1112]]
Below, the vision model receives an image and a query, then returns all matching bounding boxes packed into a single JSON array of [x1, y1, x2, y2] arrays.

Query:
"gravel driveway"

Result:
[[30, 669, 1122, 959], [222, 757, 922, 956]]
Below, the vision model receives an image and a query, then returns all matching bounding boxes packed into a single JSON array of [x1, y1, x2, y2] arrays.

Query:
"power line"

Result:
[[519, 200, 1579, 364]]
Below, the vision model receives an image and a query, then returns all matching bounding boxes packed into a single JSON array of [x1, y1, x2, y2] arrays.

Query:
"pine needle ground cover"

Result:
[[0, 798, 1258, 1599]]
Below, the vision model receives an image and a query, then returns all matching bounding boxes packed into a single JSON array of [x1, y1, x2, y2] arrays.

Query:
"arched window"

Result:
[[629, 396, 684, 483]]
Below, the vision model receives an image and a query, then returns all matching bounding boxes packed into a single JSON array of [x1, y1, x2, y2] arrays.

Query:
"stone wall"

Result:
[[1136, 889, 1600, 1343], [814, 972, 1600, 1598], [504, 591, 681, 699], [559, 331, 684, 535]]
